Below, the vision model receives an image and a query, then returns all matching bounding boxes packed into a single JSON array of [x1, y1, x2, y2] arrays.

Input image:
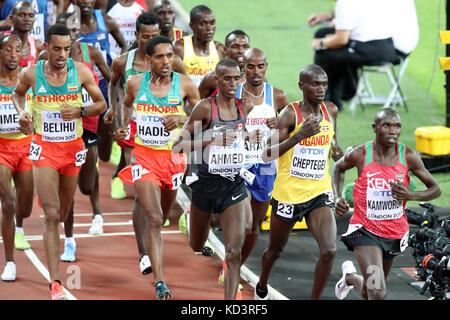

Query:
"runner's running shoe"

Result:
[[155, 281, 172, 300], [111, 177, 126, 199], [50, 280, 68, 300], [335, 260, 357, 300], [15, 232, 31, 250], [254, 283, 269, 300], [139, 255, 152, 275], [89, 214, 104, 235], [1, 262, 16, 281], [60, 243, 76, 262], [109, 141, 121, 166]]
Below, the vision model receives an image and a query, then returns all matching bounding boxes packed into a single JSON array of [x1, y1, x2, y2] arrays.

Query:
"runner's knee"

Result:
[[319, 247, 336, 263]]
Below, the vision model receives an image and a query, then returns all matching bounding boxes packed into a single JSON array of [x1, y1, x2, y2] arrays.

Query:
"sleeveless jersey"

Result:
[[33, 58, 83, 141], [133, 71, 184, 150], [78, 42, 100, 134], [236, 82, 276, 166], [196, 96, 246, 177], [78, 10, 111, 67], [182, 35, 219, 87], [107, 2, 144, 60], [351, 141, 410, 239], [0, 83, 32, 140], [124, 48, 146, 123], [272, 102, 335, 204], [1, 0, 47, 42]]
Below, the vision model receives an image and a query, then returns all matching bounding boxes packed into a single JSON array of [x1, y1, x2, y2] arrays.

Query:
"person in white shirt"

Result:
[[107, 0, 144, 60], [310, 0, 398, 111]]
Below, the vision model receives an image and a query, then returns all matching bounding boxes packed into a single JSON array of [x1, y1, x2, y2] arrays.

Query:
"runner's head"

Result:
[[153, 0, 176, 34], [224, 30, 250, 69], [215, 58, 241, 99], [372, 107, 402, 146], [136, 12, 161, 52], [299, 64, 328, 105], [146, 35, 173, 77], [56, 11, 81, 44], [189, 5, 215, 43], [74, 0, 95, 17], [243, 48, 267, 87], [45, 24, 71, 70], [11, 1, 35, 33], [0, 34, 22, 71]]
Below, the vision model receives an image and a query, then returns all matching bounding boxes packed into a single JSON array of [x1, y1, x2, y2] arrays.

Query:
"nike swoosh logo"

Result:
[[366, 172, 381, 178], [232, 194, 242, 201], [213, 125, 226, 131], [325, 200, 334, 205], [87, 139, 97, 144]]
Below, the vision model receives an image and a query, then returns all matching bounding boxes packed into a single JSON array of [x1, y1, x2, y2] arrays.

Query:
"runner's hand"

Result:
[[103, 108, 115, 124], [335, 197, 350, 217], [211, 131, 237, 146], [19, 111, 33, 135], [161, 115, 180, 131], [332, 145, 344, 161], [248, 129, 264, 144], [114, 127, 128, 142], [61, 104, 80, 121], [390, 179, 411, 201], [267, 117, 276, 129], [295, 114, 321, 142]]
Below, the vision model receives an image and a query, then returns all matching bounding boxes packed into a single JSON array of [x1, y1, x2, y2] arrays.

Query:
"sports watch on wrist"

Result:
[[80, 107, 86, 118]]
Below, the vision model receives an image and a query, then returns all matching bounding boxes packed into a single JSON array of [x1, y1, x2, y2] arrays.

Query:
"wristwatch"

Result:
[[80, 107, 86, 118], [319, 38, 327, 50]]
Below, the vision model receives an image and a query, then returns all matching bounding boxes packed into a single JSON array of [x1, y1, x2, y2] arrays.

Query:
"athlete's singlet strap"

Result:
[[320, 102, 331, 122], [79, 42, 91, 65], [210, 96, 245, 121], [398, 142, 407, 167], [364, 141, 373, 166], [291, 101, 303, 125]]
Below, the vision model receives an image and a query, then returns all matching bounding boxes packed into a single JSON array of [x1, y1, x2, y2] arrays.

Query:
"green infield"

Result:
[[177, 0, 450, 207]]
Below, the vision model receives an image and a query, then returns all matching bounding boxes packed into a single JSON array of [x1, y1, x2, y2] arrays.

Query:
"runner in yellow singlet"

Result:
[[173, 4, 226, 87], [254, 64, 344, 300]]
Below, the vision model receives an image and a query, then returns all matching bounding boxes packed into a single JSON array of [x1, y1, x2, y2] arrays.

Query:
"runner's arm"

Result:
[[105, 56, 124, 124], [76, 63, 107, 118], [172, 55, 188, 75], [198, 71, 216, 99], [91, 45, 111, 82], [114, 75, 138, 141], [326, 101, 344, 161], [173, 38, 184, 60], [390, 148, 441, 201], [105, 14, 128, 54], [12, 67, 33, 134]]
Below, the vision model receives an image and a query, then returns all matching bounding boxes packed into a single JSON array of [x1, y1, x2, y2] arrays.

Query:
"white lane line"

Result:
[[72, 221, 133, 228], [24, 248, 77, 300], [175, 187, 289, 300]]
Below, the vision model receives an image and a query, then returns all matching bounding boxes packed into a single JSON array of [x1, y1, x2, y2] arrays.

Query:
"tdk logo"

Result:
[[300, 147, 324, 155]]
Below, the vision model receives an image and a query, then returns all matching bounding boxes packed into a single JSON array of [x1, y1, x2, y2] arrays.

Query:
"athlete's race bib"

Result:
[[75, 149, 88, 166], [244, 104, 275, 165], [289, 144, 329, 180], [41, 110, 77, 142], [208, 138, 246, 176], [136, 114, 172, 146], [30, 13, 45, 42], [366, 184, 403, 220], [28, 142, 42, 161], [0, 101, 20, 133], [81, 88, 93, 107]]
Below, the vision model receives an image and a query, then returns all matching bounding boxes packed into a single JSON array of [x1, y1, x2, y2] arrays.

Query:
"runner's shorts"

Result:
[[191, 174, 248, 214], [82, 128, 100, 147], [271, 192, 334, 223], [117, 119, 136, 149], [0, 136, 32, 174], [341, 226, 402, 261], [245, 162, 276, 202], [118, 145, 186, 190], [32, 134, 86, 176]]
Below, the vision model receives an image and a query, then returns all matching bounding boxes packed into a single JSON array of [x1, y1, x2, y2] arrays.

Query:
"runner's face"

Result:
[[155, 4, 176, 33], [300, 72, 328, 104], [0, 37, 22, 71], [66, 17, 81, 44], [374, 116, 402, 146], [47, 35, 72, 69], [191, 11, 216, 42], [216, 66, 241, 98], [245, 54, 267, 87], [13, 6, 35, 32], [137, 24, 160, 52], [76, 0, 95, 16], [148, 43, 173, 77], [226, 34, 249, 69]]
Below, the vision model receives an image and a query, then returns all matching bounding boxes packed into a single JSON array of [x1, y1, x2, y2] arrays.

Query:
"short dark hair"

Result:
[[145, 35, 172, 56], [0, 34, 21, 50], [190, 5, 212, 23], [224, 29, 249, 47], [46, 24, 71, 43], [55, 11, 75, 25], [215, 58, 239, 72], [136, 12, 159, 32], [11, 0, 32, 15]]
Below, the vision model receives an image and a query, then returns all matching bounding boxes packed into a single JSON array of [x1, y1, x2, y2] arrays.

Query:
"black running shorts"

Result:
[[341, 226, 402, 261], [190, 175, 248, 214], [271, 192, 335, 223]]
